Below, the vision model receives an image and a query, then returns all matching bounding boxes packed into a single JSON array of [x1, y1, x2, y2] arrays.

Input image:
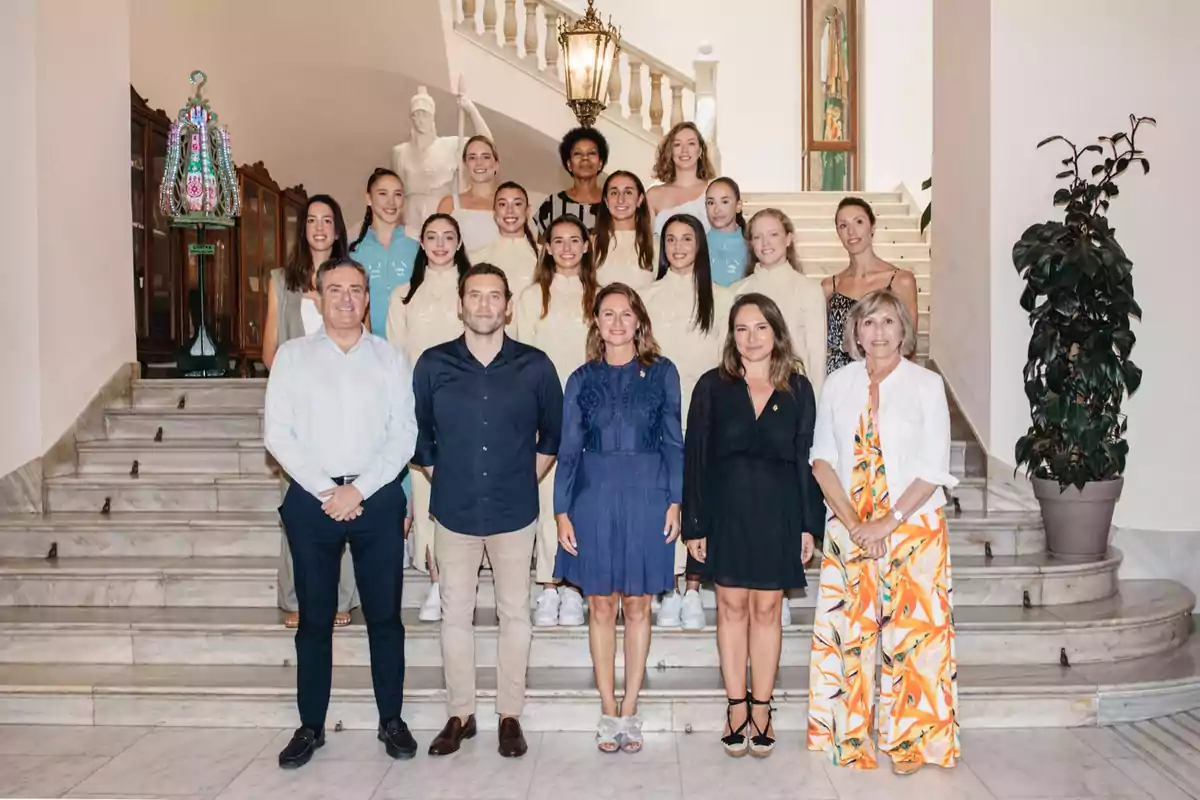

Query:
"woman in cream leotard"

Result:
[[436, 135, 501, 251], [592, 171, 658, 291], [467, 180, 539, 303], [641, 212, 732, 630], [513, 214, 599, 629], [646, 121, 716, 238], [386, 214, 472, 622], [733, 208, 828, 399]]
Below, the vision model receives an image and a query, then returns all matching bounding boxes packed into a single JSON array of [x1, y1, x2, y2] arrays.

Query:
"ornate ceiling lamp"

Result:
[[558, 0, 621, 127]]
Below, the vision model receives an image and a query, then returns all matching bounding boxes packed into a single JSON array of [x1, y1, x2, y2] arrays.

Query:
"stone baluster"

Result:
[[627, 60, 644, 128], [544, 10, 560, 79], [483, 0, 498, 38], [693, 43, 720, 172], [524, 1, 538, 60], [670, 84, 684, 129], [648, 70, 664, 135], [607, 50, 622, 115], [460, 0, 477, 32], [503, 0, 518, 53]]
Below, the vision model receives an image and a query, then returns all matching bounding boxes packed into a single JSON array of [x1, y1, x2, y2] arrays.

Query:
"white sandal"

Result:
[[596, 714, 621, 753], [619, 714, 644, 753]]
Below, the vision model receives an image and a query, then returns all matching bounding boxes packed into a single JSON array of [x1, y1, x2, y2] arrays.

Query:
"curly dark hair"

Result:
[[558, 127, 610, 173]]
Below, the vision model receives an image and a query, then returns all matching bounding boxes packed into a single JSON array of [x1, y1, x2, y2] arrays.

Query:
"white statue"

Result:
[[392, 84, 492, 238]]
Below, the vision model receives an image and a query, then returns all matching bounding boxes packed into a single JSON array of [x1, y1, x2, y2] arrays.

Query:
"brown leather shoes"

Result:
[[498, 716, 528, 758], [428, 715, 476, 756]]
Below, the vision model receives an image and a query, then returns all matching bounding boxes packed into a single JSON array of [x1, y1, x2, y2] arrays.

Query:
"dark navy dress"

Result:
[[553, 357, 684, 596]]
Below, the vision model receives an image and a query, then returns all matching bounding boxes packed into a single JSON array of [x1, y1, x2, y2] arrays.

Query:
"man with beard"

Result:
[[412, 263, 564, 757], [265, 258, 419, 769], [533, 127, 609, 240]]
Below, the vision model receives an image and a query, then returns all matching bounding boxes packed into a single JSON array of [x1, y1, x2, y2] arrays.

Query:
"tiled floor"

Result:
[[0, 724, 1197, 800]]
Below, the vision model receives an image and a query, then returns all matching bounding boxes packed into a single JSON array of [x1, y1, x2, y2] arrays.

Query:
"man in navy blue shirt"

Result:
[[412, 263, 563, 758]]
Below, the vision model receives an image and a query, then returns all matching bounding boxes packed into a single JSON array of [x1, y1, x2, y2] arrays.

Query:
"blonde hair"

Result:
[[747, 208, 802, 272], [652, 121, 716, 183], [843, 288, 918, 360], [585, 283, 660, 366], [461, 134, 499, 162]]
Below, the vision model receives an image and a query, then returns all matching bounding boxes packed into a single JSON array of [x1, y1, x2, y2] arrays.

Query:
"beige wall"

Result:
[[861, 0, 932, 197], [35, 0, 136, 453], [930, 0, 990, 444], [934, 0, 1198, 536], [0, 1, 43, 476], [0, 0, 135, 477], [560, 0, 802, 191]]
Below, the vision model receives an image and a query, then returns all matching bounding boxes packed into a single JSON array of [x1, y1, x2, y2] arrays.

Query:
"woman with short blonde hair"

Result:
[[807, 288, 960, 774]]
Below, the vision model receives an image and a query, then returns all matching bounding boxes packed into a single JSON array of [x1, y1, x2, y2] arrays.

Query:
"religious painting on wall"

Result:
[[803, 0, 859, 191]]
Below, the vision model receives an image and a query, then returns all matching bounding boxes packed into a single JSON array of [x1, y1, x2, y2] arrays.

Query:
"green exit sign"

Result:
[[188, 243, 216, 256]]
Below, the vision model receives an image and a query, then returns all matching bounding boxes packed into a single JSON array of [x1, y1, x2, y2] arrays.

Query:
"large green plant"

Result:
[[1012, 114, 1153, 490]]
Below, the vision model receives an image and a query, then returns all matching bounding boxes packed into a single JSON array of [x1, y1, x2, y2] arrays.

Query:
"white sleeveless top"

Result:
[[300, 297, 323, 335], [652, 189, 712, 238], [451, 200, 500, 251]]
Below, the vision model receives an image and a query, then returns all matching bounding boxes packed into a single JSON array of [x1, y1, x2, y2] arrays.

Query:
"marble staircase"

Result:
[[0, 377, 1196, 732]]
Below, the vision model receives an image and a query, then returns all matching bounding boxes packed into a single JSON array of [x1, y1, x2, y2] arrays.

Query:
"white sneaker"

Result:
[[656, 591, 683, 628], [418, 583, 442, 622], [680, 589, 706, 630], [533, 587, 561, 627], [781, 600, 792, 627], [558, 586, 586, 626]]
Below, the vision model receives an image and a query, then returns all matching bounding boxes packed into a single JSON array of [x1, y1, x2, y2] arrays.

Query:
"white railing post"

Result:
[[459, 0, 477, 32], [523, 1, 539, 60], [543, 8, 560, 79]]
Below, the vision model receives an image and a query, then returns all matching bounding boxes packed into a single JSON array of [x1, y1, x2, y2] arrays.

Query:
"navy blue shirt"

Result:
[[412, 335, 564, 535]]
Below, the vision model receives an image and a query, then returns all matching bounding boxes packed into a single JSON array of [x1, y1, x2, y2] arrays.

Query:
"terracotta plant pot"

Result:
[[1031, 476, 1122, 562]]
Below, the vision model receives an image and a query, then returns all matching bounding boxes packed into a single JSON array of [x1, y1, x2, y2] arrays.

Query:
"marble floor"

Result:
[[0, 723, 1197, 800]]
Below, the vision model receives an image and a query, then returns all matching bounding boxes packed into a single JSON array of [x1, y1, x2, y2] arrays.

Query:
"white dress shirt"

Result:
[[810, 358, 958, 520], [264, 326, 417, 502]]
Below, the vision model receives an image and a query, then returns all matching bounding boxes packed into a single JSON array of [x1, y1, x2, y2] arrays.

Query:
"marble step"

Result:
[[71, 436, 962, 478], [794, 242, 930, 261], [0, 512, 281, 558], [791, 227, 926, 244], [743, 191, 904, 204], [0, 510, 1037, 559], [949, 476, 987, 512], [104, 408, 263, 440], [0, 580, 1185, 669], [5, 636, 1200, 729], [744, 214, 920, 231], [0, 550, 1122, 609], [44, 474, 279, 513], [130, 378, 267, 410], [76, 439, 277, 476], [744, 201, 911, 217]]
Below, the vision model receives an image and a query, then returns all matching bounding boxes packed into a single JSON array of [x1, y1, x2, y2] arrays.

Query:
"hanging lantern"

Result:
[[558, 0, 621, 128], [159, 70, 240, 225]]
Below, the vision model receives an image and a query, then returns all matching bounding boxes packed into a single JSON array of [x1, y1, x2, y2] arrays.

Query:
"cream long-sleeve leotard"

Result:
[[732, 262, 828, 397], [595, 230, 658, 292]]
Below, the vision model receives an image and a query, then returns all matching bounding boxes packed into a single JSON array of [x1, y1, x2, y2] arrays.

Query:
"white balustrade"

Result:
[[453, 0, 717, 150]]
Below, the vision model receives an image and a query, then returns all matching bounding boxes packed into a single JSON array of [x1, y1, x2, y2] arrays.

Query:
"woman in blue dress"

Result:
[[554, 282, 684, 755]]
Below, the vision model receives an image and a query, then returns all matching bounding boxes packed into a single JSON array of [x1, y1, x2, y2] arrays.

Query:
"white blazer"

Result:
[[810, 358, 958, 520]]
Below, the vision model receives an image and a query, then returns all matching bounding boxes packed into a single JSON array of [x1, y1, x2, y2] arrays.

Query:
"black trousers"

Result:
[[280, 475, 407, 731]]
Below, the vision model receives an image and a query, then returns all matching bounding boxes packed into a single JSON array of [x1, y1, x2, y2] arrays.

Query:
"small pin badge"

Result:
[[772, 404, 778, 412], [639, 369, 646, 378]]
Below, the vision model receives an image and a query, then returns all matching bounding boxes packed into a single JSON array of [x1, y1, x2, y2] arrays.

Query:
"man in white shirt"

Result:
[[265, 257, 419, 769]]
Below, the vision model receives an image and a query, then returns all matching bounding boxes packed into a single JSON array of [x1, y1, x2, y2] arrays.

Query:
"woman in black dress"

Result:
[[683, 292, 821, 758]]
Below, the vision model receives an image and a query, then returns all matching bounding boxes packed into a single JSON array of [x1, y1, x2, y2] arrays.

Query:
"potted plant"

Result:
[[1012, 114, 1152, 561]]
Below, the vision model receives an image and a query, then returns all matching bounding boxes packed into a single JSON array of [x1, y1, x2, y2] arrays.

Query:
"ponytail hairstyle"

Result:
[[747, 208, 803, 272], [592, 170, 655, 273], [349, 167, 403, 253], [656, 213, 716, 335], [708, 176, 748, 233], [494, 180, 538, 256], [285, 194, 349, 292], [405, 213, 472, 304], [533, 214, 598, 320]]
